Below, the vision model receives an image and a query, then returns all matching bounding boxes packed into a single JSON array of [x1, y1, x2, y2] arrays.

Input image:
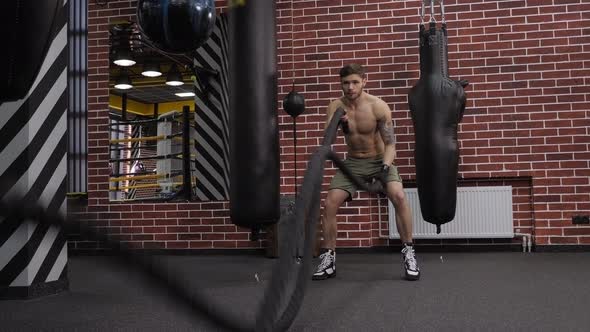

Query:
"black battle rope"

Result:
[[0, 200, 250, 331], [0, 108, 383, 332], [256, 108, 382, 331]]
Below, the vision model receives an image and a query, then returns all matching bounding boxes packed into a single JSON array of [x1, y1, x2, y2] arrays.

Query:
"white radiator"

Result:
[[389, 186, 514, 239]]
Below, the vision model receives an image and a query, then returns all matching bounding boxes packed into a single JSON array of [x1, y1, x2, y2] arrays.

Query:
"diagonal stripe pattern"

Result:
[[0, 0, 69, 293], [193, 14, 230, 201]]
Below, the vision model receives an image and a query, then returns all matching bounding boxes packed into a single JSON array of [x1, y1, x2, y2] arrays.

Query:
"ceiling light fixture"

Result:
[[114, 70, 133, 90], [113, 47, 136, 67], [175, 92, 195, 97], [141, 62, 162, 77], [166, 64, 184, 86]]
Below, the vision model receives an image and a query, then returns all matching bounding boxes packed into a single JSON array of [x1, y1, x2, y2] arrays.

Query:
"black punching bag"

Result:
[[0, 0, 62, 102], [283, 85, 305, 118], [228, 1, 280, 231], [408, 22, 468, 233], [137, 0, 216, 54]]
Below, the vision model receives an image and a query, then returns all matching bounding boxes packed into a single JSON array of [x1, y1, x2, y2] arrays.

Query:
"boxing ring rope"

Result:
[[109, 172, 183, 182], [109, 143, 194, 152], [110, 170, 185, 178], [110, 170, 157, 177], [109, 105, 196, 201], [109, 182, 185, 191], [109, 134, 184, 144], [109, 153, 196, 163]]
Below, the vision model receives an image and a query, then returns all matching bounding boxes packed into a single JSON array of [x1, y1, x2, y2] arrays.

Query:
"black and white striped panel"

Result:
[[193, 14, 231, 201], [0, 0, 69, 291]]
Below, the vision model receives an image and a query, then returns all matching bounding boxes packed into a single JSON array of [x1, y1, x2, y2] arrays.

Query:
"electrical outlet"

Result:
[[572, 215, 590, 225]]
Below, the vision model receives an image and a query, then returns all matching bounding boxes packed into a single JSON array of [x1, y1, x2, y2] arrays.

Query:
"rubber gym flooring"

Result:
[[1, 251, 590, 331]]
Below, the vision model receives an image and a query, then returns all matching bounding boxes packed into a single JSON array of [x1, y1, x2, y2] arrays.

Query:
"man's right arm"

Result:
[[324, 101, 338, 130], [325, 101, 349, 135]]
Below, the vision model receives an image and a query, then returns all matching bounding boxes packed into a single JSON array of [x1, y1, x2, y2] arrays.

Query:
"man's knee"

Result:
[[324, 196, 341, 212], [324, 190, 348, 212], [388, 185, 406, 207]]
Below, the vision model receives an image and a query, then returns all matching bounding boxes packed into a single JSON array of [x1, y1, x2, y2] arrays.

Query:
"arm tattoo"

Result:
[[378, 120, 396, 145]]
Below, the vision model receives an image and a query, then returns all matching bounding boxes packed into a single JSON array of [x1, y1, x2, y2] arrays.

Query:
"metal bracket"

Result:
[[421, 0, 446, 25]]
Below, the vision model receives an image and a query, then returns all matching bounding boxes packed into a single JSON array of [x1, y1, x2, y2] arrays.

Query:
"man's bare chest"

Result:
[[346, 108, 378, 135]]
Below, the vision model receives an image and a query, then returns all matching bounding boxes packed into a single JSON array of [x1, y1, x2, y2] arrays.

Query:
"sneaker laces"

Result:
[[316, 251, 335, 271], [402, 246, 418, 271]]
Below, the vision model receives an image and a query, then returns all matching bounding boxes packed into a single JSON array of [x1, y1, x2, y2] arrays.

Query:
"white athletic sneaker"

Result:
[[402, 244, 420, 281], [312, 249, 336, 280]]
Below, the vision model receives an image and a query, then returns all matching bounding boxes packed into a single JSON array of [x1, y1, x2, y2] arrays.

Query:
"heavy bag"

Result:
[[0, 0, 62, 102], [408, 23, 468, 233], [228, 1, 280, 230], [137, 0, 216, 54]]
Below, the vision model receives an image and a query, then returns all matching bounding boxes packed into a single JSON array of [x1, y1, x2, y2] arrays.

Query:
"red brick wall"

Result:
[[276, 0, 589, 247], [72, 0, 589, 251]]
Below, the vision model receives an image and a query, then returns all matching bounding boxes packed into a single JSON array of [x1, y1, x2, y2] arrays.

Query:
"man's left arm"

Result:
[[377, 102, 396, 168]]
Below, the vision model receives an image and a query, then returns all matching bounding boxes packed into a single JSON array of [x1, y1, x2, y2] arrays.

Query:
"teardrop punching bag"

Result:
[[408, 22, 469, 233], [137, 0, 216, 54], [228, 1, 280, 231]]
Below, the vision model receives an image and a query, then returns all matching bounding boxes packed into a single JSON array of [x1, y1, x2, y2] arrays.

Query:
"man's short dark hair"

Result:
[[339, 63, 366, 79]]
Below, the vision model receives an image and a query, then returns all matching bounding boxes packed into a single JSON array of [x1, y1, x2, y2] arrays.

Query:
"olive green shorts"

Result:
[[329, 156, 402, 199]]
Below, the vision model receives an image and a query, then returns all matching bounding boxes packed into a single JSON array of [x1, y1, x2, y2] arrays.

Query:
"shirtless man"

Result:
[[312, 63, 420, 281]]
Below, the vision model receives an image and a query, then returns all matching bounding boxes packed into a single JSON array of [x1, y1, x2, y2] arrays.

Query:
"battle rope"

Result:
[[0, 108, 382, 331]]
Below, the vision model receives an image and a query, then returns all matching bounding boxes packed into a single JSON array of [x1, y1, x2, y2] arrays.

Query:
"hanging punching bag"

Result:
[[283, 85, 305, 118], [408, 22, 468, 233], [228, 1, 280, 231], [0, 0, 62, 102], [137, 0, 216, 54]]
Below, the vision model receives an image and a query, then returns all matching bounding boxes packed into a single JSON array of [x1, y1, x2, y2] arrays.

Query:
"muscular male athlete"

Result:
[[313, 63, 420, 281]]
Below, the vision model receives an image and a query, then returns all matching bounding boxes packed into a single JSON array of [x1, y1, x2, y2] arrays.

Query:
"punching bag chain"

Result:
[[430, 0, 436, 23], [420, 0, 446, 25]]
